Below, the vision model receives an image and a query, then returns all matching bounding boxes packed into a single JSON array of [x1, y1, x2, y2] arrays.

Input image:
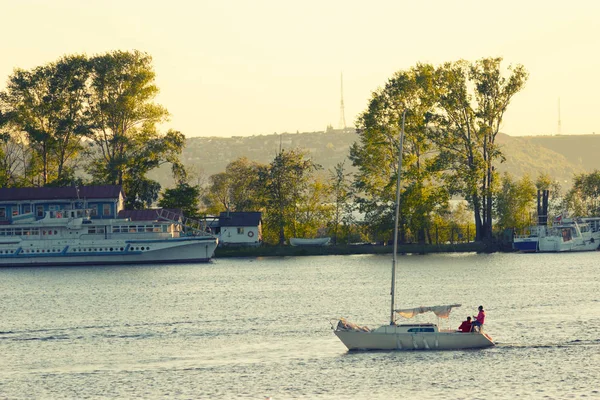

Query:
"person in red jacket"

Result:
[[471, 305, 486, 332], [458, 316, 472, 332]]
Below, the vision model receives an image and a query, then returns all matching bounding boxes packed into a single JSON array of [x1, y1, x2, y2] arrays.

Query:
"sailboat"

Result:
[[333, 111, 494, 351]]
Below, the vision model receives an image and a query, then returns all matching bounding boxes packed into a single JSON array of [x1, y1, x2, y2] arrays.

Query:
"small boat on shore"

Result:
[[290, 237, 331, 246]]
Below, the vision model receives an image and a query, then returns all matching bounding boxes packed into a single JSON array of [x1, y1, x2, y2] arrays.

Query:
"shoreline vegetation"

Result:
[[213, 241, 511, 258]]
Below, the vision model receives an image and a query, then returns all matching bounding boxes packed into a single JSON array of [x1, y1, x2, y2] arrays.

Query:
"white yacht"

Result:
[[537, 220, 598, 252], [335, 305, 494, 351], [0, 209, 218, 267]]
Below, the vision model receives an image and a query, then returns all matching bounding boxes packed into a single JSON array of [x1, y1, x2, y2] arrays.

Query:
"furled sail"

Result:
[[395, 304, 462, 319]]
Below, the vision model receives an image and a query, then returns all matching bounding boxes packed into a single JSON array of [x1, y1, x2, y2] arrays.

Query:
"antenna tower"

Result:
[[557, 97, 562, 135], [338, 72, 346, 129]]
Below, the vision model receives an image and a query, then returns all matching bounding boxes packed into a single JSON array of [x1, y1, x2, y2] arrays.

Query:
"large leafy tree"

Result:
[[158, 183, 202, 218], [351, 64, 449, 244], [433, 58, 528, 243], [0, 128, 31, 188], [494, 173, 537, 231], [328, 161, 354, 244], [295, 176, 334, 239], [86, 50, 183, 208], [564, 170, 600, 217], [535, 172, 562, 222], [203, 172, 231, 214], [259, 148, 320, 245], [203, 157, 266, 215], [0, 55, 90, 185], [226, 157, 264, 212]]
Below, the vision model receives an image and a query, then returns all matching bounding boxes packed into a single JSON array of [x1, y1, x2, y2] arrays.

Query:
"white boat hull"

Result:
[[335, 325, 494, 351], [537, 238, 598, 252], [0, 208, 218, 267], [0, 237, 217, 267]]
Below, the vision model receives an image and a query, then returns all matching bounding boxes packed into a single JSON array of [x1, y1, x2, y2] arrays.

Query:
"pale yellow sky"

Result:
[[1, 0, 599, 138]]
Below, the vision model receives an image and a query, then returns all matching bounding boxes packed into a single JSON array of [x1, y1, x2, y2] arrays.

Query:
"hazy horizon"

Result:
[[2, 0, 599, 138]]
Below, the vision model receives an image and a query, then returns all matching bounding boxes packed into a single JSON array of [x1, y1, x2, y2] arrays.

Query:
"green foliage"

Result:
[[351, 64, 449, 244], [494, 173, 537, 231], [86, 50, 171, 188], [535, 173, 562, 220], [0, 50, 186, 210], [327, 161, 354, 244], [158, 183, 201, 218], [428, 58, 528, 241], [124, 176, 161, 209], [564, 170, 600, 216], [202, 157, 266, 216], [258, 148, 320, 245], [226, 157, 265, 212], [203, 172, 231, 214], [294, 176, 334, 239], [0, 55, 90, 185]]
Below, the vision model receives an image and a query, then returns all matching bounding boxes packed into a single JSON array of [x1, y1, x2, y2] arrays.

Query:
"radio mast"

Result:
[[338, 72, 347, 129], [557, 97, 562, 135]]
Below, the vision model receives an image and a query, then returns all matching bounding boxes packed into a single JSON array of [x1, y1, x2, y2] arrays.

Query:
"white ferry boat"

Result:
[[0, 209, 218, 267]]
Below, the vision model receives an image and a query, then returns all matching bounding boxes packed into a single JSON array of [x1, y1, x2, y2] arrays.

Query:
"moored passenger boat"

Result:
[[0, 209, 218, 267]]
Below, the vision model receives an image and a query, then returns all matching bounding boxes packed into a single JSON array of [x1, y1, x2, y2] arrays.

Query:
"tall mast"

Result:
[[338, 72, 347, 129], [390, 109, 406, 325], [557, 97, 561, 135]]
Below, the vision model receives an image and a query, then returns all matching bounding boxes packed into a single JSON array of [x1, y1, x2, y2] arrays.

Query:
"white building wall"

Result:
[[219, 226, 261, 246]]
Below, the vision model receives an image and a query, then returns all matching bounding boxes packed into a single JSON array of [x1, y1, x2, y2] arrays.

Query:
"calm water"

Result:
[[1, 252, 599, 399]]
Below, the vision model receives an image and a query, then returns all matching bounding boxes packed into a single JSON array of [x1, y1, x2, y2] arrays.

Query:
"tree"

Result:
[[432, 58, 528, 243], [328, 161, 353, 244], [295, 176, 334, 239], [494, 173, 536, 231], [0, 55, 91, 185], [226, 157, 264, 212], [0, 128, 31, 188], [158, 183, 202, 218], [564, 170, 600, 217], [351, 64, 448, 244], [202, 172, 231, 214], [86, 50, 183, 208], [259, 148, 320, 245], [535, 172, 562, 221]]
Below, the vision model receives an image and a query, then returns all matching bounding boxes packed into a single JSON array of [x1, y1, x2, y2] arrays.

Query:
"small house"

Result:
[[216, 211, 262, 246]]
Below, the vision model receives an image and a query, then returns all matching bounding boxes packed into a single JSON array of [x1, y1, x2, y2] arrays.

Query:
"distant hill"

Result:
[[149, 129, 595, 191]]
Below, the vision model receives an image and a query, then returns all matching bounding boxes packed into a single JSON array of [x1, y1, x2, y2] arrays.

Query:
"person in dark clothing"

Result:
[[458, 316, 472, 333]]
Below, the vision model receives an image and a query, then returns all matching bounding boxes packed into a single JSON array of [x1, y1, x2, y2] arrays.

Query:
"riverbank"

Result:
[[214, 241, 500, 258]]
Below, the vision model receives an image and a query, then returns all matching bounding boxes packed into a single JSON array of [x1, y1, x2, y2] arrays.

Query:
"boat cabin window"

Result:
[[36, 206, 44, 217], [407, 327, 435, 333], [112, 224, 163, 234], [4, 228, 39, 236], [0, 208, 5, 219], [237, 227, 245, 234]]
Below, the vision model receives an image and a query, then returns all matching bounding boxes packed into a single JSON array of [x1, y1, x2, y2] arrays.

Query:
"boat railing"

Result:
[[155, 209, 212, 236]]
